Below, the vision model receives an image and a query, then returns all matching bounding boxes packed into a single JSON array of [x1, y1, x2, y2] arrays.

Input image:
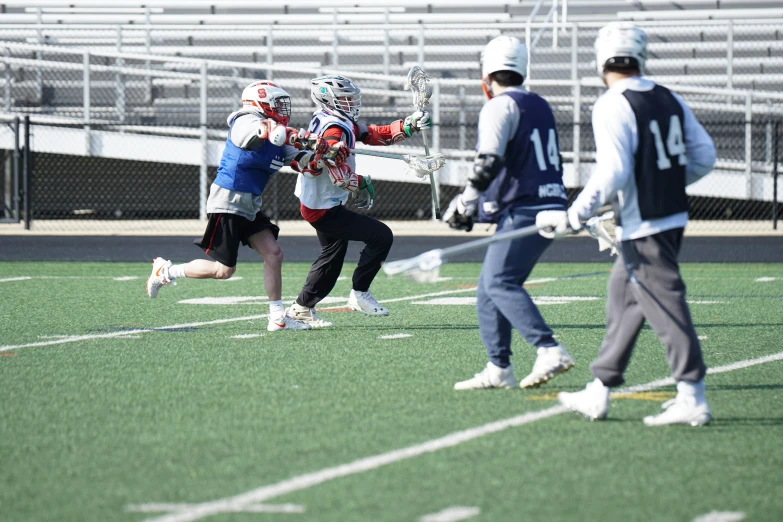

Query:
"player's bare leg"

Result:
[[248, 229, 310, 332]]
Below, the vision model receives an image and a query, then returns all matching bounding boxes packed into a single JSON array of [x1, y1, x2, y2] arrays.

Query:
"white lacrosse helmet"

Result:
[[480, 35, 528, 99], [241, 80, 292, 126], [595, 22, 648, 76], [310, 75, 362, 122]]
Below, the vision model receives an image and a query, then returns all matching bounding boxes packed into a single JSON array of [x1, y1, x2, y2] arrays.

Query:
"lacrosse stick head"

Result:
[[403, 153, 446, 178], [383, 249, 444, 283], [404, 65, 433, 110], [585, 211, 618, 255]]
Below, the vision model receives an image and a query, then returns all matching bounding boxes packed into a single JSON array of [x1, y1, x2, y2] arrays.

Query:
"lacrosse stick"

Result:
[[384, 224, 542, 282], [405, 65, 441, 218], [584, 211, 617, 256], [298, 137, 445, 179], [352, 148, 445, 178]]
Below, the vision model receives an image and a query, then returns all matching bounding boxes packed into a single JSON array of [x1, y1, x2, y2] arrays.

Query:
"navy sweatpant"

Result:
[[477, 206, 559, 368]]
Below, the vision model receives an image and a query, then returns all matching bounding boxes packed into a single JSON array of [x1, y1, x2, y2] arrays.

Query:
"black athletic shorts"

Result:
[[194, 211, 280, 267]]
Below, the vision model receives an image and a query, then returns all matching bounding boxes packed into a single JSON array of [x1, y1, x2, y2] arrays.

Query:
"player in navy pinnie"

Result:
[[443, 36, 576, 390]]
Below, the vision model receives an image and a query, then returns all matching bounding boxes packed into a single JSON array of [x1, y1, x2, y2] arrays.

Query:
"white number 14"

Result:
[[530, 128, 560, 172], [649, 115, 687, 171]]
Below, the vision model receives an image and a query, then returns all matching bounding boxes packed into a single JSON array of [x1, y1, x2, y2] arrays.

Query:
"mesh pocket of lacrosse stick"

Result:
[[405, 154, 445, 178], [585, 211, 617, 255], [383, 249, 444, 283]]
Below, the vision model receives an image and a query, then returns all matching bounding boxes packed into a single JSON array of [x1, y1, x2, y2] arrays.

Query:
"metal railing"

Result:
[[0, 42, 781, 230]]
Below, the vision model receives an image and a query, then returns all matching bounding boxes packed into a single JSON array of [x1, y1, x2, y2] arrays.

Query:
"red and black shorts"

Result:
[[194, 211, 280, 268]]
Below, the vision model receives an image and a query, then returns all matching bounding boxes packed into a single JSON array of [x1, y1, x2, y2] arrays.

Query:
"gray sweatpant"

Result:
[[590, 227, 707, 387]]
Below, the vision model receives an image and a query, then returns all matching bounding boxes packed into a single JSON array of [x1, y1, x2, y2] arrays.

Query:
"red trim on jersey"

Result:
[[300, 203, 329, 223], [205, 214, 222, 254]]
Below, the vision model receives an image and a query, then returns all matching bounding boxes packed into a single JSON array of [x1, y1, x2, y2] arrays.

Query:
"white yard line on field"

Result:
[[420, 506, 480, 522], [136, 350, 783, 522], [0, 285, 484, 352]]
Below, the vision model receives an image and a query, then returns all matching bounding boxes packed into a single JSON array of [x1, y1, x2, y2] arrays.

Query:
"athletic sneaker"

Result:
[[519, 345, 575, 389], [347, 289, 389, 316], [287, 303, 334, 328], [146, 257, 176, 298], [643, 381, 711, 427], [558, 378, 611, 421], [454, 362, 516, 390], [267, 316, 312, 332]]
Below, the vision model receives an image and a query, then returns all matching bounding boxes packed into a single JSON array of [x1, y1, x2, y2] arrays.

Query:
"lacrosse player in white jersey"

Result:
[[537, 22, 717, 426], [145, 81, 314, 332], [284, 75, 431, 327], [443, 35, 576, 391]]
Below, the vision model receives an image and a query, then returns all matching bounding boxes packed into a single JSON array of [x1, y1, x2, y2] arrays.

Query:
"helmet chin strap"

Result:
[[482, 76, 494, 100]]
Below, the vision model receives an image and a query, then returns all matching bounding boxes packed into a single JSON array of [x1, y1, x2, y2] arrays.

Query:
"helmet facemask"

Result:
[[241, 81, 292, 126], [310, 76, 362, 122]]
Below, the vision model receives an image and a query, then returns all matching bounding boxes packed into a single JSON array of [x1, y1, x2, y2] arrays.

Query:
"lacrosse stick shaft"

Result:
[[421, 131, 441, 220], [352, 148, 408, 161], [438, 224, 542, 259]]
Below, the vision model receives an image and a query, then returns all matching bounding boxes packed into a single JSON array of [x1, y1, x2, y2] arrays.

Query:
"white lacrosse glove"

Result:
[[536, 209, 582, 239], [403, 110, 432, 135], [352, 175, 375, 210]]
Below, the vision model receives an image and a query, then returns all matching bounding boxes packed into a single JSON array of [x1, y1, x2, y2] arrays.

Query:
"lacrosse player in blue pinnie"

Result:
[[145, 81, 313, 332], [443, 35, 576, 391]]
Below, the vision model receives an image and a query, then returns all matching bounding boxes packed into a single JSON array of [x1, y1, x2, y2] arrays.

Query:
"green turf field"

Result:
[[1, 261, 782, 522]]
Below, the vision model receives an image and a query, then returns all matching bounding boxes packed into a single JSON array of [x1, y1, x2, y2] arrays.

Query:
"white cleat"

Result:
[[347, 289, 389, 316], [643, 381, 711, 427], [454, 362, 516, 390], [146, 257, 175, 298], [287, 303, 334, 328], [267, 316, 312, 332], [558, 378, 611, 421], [519, 345, 575, 389]]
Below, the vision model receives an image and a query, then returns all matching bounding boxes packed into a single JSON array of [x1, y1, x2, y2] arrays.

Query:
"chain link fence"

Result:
[[1, 41, 782, 234]]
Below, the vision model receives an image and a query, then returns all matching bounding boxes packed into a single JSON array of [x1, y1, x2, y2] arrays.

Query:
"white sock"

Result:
[[677, 379, 706, 401], [168, 264, 187, 279], [269, 300, 285, 321]]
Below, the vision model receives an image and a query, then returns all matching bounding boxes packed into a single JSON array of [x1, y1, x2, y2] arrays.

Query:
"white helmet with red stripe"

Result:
[[241, 80, 292, 126]]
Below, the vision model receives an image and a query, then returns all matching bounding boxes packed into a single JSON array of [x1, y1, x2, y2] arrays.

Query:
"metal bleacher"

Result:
[[0, 0, 781, 229]]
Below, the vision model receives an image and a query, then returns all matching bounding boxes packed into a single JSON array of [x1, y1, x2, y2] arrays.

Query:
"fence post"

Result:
[[745, 93, 752, 199], [774, 121, 779, 230], [12, 116, 20, 222], [83, 51, 91, 156], [382, 27, 390, 76], [431, 80, 441, 220], [418, 24, 425, 65], [3, 47, 10, 112], [458, 86, 466, 152], [199, 61, 208, 221], [22, 115, 30, 230], [525, 25, 531, 82], [267, 26, 274, 80], [145, 8, 152, 104], [573, 81, 581, 187], [115, 25, 125, 123], [552, 0, 558, 49], [35, 8, 42, 104], [727, 19, 734, 90], [571, 24, 578, 81]]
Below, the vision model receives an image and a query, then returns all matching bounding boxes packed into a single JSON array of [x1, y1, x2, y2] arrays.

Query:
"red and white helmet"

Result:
[[241, 80, 292, 126]]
